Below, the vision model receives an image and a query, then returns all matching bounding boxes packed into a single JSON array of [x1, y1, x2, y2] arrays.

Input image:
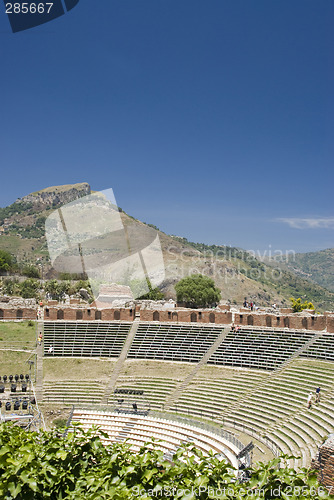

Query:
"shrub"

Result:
[[0, 423, 332, 499], [290, 297, 315, 312], [22, 265, 40, 279]]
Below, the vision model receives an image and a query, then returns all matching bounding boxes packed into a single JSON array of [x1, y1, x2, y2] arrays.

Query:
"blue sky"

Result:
[[0, 0, 333, 254]]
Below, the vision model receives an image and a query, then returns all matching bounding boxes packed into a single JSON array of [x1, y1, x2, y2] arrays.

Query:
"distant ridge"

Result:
[[1, 182, 334, 310], [277, 248, 334, 293]]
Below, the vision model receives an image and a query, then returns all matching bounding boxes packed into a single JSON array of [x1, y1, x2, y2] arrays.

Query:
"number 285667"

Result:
[[6, 3, 54, 14]]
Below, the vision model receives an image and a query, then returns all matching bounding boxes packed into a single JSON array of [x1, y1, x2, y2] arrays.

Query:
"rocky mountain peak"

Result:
[[16, 182, 91, 209]]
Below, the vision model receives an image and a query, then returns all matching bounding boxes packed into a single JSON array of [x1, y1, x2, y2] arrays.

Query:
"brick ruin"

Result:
[[1, 297, 334, 332], [312, 435, 334, 490]]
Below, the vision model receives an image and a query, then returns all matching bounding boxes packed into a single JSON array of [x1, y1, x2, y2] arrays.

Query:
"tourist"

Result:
[[315, 387, 321, 403], [307, 392, 313, 409]]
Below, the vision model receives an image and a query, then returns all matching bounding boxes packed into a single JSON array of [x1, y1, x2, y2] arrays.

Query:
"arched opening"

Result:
[[114, 310, 120, 320], [266, 316, 272, 327], [0, 309, 3, 319], [76, 310, 83, 320], [284, 317, 290, 328], [57, 309, 64, 320], [247, 315, 253, 326], [190, 312, 197, 322], [172, 311, 178, 321], [276, 317, 280, 324], [153, 311, 160, 321], [95, 310, 101, 320], [16, 309, 23, 320], [302, 317, 308, 329], [209, 312, 215, 323]]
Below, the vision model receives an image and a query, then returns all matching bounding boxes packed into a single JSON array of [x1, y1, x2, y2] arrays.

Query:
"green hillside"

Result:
[[279, 248, 334, 293], [1, 183, 334, 310]]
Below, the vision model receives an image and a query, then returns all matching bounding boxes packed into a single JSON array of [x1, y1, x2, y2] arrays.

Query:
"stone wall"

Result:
[[1, 301, 334, 332], [326, 316, 334, 333], [0, 297, 37, 320], [233, 312, 327, 331], [312, 435, 334, 490], [44, 307, 135, 322], [0, 307, 36, 320], [139, 309, 232, 324]]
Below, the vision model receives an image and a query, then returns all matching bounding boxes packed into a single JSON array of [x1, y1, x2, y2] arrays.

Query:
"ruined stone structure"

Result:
[[0, 296, 37, 320], [43, 306, 135, 322], [233, 311, 327, 331], [1, 294, 334, 332], [0, 307, 37, 320], [33, 306, 334, 332], [94, 284, 134, 308], [312, 435, 334, 490]]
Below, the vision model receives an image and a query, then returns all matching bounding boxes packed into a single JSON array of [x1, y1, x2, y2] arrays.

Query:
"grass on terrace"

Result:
[[43, 358, 117, 381], [0, 321, 36, 344], [0, 322, 36, 375], [0, 350, 35, 375]]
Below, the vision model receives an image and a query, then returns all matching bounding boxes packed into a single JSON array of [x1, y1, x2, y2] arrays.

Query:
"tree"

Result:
[[22, 265, 40, 279], [1, 278, 19, 295], [44, 280, 64, 300], [0, 423, 332, 499], [0, 250, 13, 274], [19, 278, 40, 299], [137, 278, 165, 300], [290, 297, 315, 313], [175, 274, 221, 308], [139, 286, 164, 300]]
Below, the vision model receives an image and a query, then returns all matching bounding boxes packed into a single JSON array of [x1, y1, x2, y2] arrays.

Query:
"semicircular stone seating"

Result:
[[70, 409, 240, 470], [42, 322, 334, 468]]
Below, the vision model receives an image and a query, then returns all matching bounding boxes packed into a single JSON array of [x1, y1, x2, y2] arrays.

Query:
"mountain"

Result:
[[1, 183, 334, 310], [277, 248, 334, 293], [0, 183, 91, 264], [16, 182, 90, 209]]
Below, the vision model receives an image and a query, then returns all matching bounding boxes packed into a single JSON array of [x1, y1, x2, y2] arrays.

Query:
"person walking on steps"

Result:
[[307, 391, 313, 409], [315, 387, 321, 403]]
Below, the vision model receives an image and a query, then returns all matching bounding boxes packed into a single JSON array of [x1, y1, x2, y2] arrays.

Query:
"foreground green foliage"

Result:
[[1, 423, 331, 499], [175, 274, 221, 308]]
